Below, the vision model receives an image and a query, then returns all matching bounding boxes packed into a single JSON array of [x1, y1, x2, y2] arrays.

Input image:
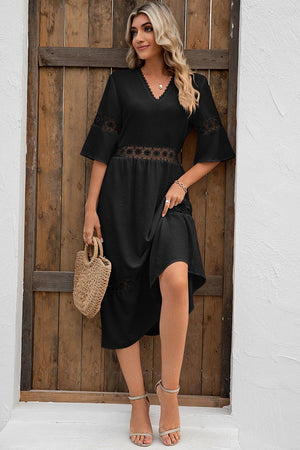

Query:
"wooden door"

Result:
[[21, 0, 239, 406]]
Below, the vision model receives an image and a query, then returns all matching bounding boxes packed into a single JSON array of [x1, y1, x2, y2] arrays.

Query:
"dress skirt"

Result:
[[98, 154, 206, 349]]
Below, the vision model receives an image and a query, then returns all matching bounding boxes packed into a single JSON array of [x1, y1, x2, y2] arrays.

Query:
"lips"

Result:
[[137, 45, 149, 50]]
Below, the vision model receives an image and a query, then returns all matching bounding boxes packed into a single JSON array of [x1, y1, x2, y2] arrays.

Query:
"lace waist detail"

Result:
[[113, 145, 180, 164]]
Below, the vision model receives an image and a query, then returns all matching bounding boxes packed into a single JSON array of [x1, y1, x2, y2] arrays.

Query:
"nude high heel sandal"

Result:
[[155, 379, 181, 446], [128, 393, 153, 447]]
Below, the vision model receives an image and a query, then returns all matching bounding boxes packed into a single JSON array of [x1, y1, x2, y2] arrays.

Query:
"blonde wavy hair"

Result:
[[125, 1, 200, 116]]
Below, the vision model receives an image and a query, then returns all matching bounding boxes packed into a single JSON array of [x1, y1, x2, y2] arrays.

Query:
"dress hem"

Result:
[[149, 256, 206, 290], [80, 150, 109, 165], [101, 260, 206, 350], [100, 300, 195, 350], [194, 154, 235, 164]]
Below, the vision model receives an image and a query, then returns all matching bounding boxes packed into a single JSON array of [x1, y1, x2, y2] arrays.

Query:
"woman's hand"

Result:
[[162, 182, 186, 217], [83, 208, 103, 245]]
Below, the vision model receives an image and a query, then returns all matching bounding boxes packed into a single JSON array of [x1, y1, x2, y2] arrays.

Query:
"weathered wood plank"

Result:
[[32, 271, 223, 296], [201, 0, 232, 396], [20, 389, 230, 407], [80, 0, 113, 393], [220, 0, 239, 399], [113, 0, 136, 48], [163, 0, 185, 43], [57, 0, 89, 392], [32, 0, 64, 391], [38, 47, 229, 68], [21, 0, 40, 391], [180, 0, 210, 395]]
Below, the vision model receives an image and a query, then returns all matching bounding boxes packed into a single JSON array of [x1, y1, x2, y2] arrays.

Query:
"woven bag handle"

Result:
[[84, 236, 104, 265], [92, 236, 104, 258]]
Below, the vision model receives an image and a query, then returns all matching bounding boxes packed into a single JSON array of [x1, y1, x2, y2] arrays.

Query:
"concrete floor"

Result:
[[0, 402, 241, 450]]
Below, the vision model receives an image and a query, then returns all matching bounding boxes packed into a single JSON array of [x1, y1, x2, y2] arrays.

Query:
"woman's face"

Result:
[[130, 13, 162, 61]]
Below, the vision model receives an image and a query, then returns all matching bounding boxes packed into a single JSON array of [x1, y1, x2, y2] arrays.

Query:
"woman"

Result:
[[80, 1, 235, 446]]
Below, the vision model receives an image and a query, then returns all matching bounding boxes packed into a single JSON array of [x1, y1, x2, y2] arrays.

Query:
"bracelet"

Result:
[[174, 179, 188, 193]]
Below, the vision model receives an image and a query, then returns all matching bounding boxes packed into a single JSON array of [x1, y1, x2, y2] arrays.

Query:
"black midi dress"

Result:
[[80, 67, 235, 349]]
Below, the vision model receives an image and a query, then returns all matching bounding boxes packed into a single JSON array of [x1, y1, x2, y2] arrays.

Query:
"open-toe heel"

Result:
[[155, 379, 181, 446], [128, 393, 153, 447]]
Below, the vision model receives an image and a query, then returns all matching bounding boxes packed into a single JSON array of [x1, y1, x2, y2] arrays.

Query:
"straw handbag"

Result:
[[73, 236, 112, 318]]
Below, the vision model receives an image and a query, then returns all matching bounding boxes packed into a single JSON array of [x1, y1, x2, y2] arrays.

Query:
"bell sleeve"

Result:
[[80, 74, 122, 165], [189, 74, 236, 165]]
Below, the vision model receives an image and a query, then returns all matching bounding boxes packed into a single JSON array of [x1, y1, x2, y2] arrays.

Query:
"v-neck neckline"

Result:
[[137, 67, 174, 102]]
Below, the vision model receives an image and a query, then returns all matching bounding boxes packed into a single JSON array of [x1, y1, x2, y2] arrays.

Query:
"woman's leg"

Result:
[[115, 341, 153, 445], [158, 260, 189, 445]]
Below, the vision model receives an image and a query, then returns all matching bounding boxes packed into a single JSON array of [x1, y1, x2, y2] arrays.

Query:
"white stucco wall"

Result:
[[0, 0, 299, 448], [0, 0, 28, 429], [230, 0, 300, 448]]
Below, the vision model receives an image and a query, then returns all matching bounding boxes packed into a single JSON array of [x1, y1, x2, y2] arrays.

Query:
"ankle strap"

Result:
[[156, 379, 180, 393], [128, 393, 148, 400]]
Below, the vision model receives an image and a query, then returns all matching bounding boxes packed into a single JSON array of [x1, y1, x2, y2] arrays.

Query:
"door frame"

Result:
[[22, 0, 240, 402]]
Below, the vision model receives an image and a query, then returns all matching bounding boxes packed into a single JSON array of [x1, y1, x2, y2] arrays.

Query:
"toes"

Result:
[[140, 435, 148, 445], [132, 435, 139, 444], [170, 432, 177, 444], [144, 435, 152, 444], [144, 436, 152, 444], [162, 435, 171, 445], [132, 435, 140, 444], [173, 431, 179, 441]]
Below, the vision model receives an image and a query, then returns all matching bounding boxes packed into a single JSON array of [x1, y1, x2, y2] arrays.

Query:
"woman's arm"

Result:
[[85, 160, 107, 210], [161, 161, 219, 217], [83, 160, 107, 245], [177, 161, 220, 188]]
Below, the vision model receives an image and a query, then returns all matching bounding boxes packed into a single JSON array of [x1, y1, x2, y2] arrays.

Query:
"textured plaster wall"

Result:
[[0, 0, 300, 448], [230, 0, 300, 448], [0, 0, 28, 428]]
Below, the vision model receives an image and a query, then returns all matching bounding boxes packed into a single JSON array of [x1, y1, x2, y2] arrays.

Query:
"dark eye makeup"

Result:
[[130, 25, 153, 37]]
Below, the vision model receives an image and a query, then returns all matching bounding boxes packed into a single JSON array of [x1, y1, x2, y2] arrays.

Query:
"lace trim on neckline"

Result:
[[138, 68, 174, 101]]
